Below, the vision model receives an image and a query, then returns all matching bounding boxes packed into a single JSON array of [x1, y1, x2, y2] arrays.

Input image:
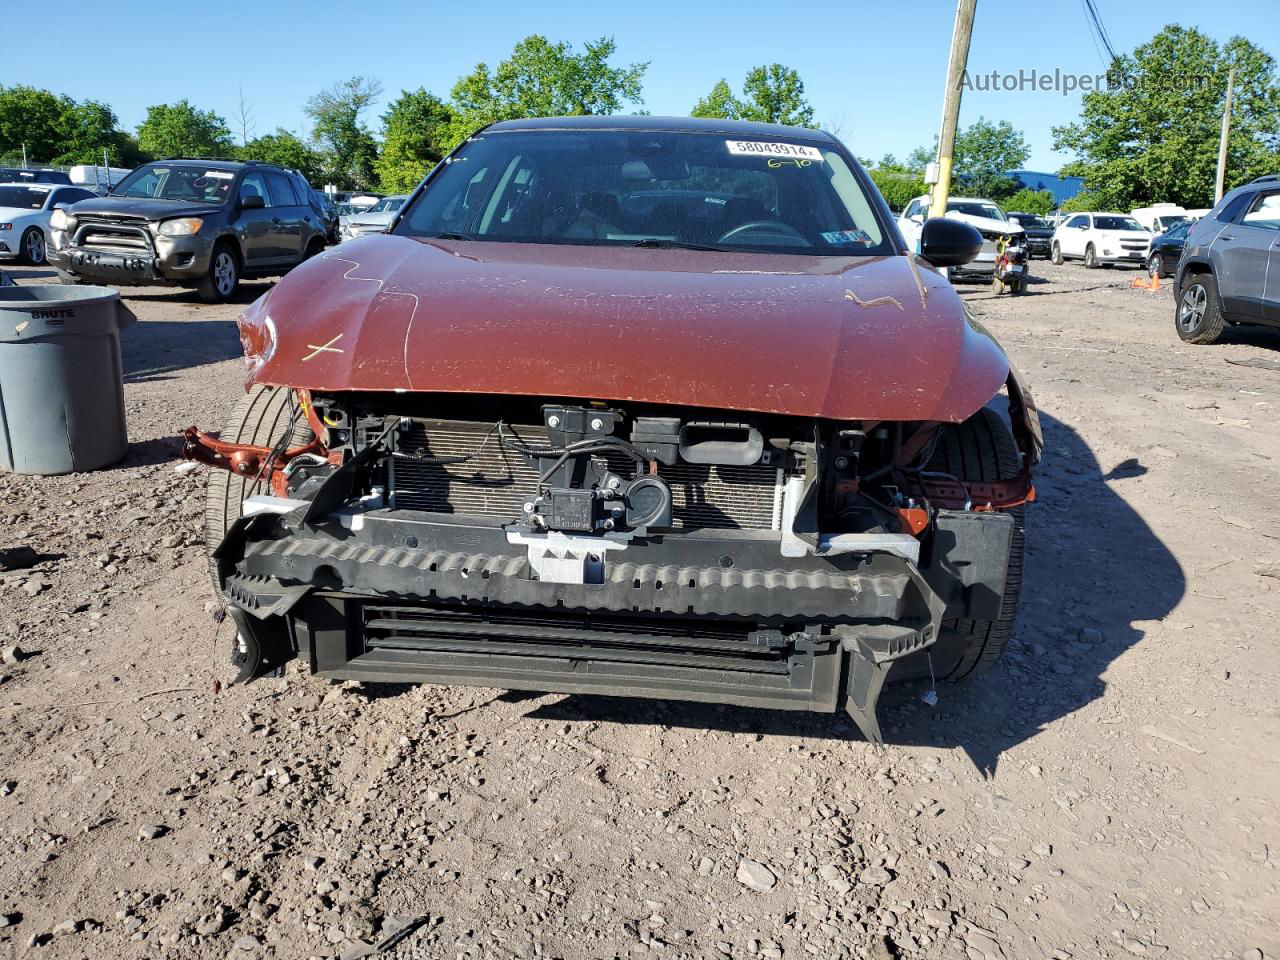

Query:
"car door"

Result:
[[236, 172, 278, 266], [265, 172, 306, 263], [1060, 215, 1087, 257], [1214, 190, 1279, 318]]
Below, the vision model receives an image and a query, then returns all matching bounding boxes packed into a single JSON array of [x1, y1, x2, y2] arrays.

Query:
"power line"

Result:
[[1079, 0, 1118, 68]]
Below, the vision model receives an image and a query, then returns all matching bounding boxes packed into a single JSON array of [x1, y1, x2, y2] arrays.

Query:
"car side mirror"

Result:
[[918, 217, 982, 268], [240, 194, 265, 210]]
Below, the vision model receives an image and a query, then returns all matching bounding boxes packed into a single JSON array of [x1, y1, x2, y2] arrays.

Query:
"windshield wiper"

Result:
[[428, 232, 474, 241], [630, 238, 729, 252]]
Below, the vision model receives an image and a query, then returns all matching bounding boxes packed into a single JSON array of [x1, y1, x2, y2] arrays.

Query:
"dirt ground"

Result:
[[0, 257, 1277, 960]]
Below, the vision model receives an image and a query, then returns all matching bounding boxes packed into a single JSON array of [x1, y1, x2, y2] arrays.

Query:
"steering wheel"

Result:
[[718, 219, 808, 244]]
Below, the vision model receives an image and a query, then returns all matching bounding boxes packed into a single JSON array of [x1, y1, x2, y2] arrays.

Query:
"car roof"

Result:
[[485, 114, 835, 142]]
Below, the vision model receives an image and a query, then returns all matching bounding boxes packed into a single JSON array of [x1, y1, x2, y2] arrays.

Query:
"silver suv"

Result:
[[1175, 175, 1280, 343]]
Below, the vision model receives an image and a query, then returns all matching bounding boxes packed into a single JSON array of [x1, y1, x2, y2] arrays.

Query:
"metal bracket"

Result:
[[504, 529, 629, 585]]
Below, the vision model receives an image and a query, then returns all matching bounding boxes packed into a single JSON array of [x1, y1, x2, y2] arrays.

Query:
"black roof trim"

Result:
[[484, 114, 836, 142]]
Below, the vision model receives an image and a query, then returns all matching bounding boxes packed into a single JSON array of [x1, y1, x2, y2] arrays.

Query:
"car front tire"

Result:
[[1051, 242, 1063, 265], [1175, 273, 1226, 344], [198, 243, 240, 304], [21, 227, 47, 266], [1083, 243, 1098, 268], [924, 408, 1027, 681]]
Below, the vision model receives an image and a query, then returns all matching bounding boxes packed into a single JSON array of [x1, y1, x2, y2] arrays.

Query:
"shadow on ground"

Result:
[[121, 318, 245, 382], [516, 411, 1186, 776]]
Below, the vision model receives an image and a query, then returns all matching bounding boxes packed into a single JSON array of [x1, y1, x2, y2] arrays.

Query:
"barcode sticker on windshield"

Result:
[[726, 140, 824, 163], [202, 170, 235, 180]]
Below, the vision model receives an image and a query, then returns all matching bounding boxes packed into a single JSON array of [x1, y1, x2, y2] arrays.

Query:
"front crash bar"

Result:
[[181, 426, 327, 495]]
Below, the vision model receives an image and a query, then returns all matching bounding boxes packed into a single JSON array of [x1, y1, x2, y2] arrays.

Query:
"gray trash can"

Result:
[[0, 285, 136, 475]]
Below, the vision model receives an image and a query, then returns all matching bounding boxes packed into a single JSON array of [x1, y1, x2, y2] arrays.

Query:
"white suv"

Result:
[[898, 195, 1022, 277], [1051, 213, 1153, 268]]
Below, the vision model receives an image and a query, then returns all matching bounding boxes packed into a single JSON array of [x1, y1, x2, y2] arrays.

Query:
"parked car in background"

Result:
[[49, 159, 327, 302], [0, 183, 97, 265], [0, 167, 73, 186], [898, 195, 1024, 279], [1174, 174, 1280, 343], [1131, 203, 1188, 233], [339, 194, 410, 241], [1005, 212, 1054, 259], [1146, 219, 1192, 278], [183, 115, 1040, 745], [311, 189, 339, 244], [1051, 213, 1152, 268], [68, 164, 134, 193]]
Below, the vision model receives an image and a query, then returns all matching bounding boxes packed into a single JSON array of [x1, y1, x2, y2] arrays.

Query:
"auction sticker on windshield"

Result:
[[202, 170, 235, 180], [725, 141, 824, 162]]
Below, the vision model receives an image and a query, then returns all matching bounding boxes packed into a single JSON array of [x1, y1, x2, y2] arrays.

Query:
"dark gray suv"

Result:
[[49, 159, 328, 303], [1175, 174, 1280, 343]]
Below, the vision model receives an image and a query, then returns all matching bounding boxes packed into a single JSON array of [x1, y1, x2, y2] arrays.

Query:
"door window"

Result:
[[1065, 215, 1087, 229], [239, 173, 269, 206], [1242, 192, 1280, 230], [266, 173, 299, 207]]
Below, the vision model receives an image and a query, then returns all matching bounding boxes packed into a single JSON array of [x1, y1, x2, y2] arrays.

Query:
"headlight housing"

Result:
[[157, 217, 204, 237], [49, 209, 70, 230]]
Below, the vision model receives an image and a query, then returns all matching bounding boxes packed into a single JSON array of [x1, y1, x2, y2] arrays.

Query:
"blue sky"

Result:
[[7, 0, 1278, 170]]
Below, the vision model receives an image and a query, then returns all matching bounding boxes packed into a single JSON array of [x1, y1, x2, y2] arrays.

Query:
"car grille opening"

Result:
[[388, 420, 782, 530]]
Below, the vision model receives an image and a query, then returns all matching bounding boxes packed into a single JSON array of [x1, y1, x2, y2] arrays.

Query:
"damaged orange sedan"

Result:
[[185, 116, 1041, 743]]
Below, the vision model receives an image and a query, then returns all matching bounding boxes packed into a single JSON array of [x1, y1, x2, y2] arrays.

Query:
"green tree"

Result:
[[305, 76, 383, 190], [740, 64, 814, 126], [692, 79, 740, 120], [0, 85, 66, 162], [1004, 188, 1055, 215], [238, 130, 323, 183], [868, 167, 927, 213], [447, 36, 647, 147], [1052, 25, 1280, 209], [137, 100, 234, 159], [376, 89, 453, 193], [690, 65, 815, 127], [953, 117, 1029, 200]]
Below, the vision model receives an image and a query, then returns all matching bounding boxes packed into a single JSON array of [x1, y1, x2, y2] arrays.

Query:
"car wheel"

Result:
[[1083, 243, 1098, 268], [1147, 252, 1164, 278], [21, 227, 47, 266], [1051, 242, 1063, 265], [924, 408, 1026, 681], [1175, 273, 1226, 345], [303, 238, 325, 261], [198, 243, 240, 303], [204, 385, 315, 597]]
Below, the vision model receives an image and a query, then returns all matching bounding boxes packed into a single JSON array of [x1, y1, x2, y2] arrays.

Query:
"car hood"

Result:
[[239, 234, 1010, 422], [947, 212, 1023, 236], [1018, 226, 1053, 239], [66, 195, 222, 221], [348, 211, 396, 228]]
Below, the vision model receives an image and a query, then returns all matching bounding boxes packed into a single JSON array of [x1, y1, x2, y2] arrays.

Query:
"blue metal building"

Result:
[[1005, 170, 1086, 207]]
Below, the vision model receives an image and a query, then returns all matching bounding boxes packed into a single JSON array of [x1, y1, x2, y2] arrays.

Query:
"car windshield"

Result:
[[1096, 215, 1144, 231], [1012, 214, 1049, 229], [948, 201, 1005, 221], [110, 165, 234, 204], [366, 197, 404, 213], [1164, 221, 1191, 238], [1154, 215, 1184, 230], [0, 186, 51, 209], [395, 129, 890, 255]]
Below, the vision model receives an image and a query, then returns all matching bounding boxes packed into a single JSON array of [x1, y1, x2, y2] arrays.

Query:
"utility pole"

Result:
[[928, 0, 978, 219], [1214, 66, 1235, 203]]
